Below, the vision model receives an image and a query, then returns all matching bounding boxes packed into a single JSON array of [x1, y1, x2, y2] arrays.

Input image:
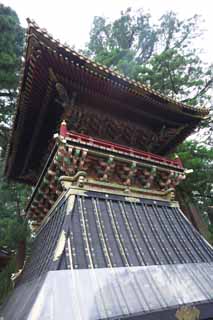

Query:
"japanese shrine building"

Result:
[[1, 19, 213, 320]]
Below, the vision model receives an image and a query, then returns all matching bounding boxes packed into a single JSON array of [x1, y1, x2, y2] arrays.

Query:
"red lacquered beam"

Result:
[[60, 120, 68, 138], [66, 131, 183, 169]]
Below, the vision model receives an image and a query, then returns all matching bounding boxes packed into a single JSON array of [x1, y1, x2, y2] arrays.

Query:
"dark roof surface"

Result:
[[21, 192, 213, 283], [0, 248, 11, 258], [25, 192, 213, 279], [5, 20, 209, 182], [1, 191, 213, 319], [0, 248, 12, 271]]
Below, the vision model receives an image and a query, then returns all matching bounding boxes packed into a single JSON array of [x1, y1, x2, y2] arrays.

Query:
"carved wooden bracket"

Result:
[[59, 171, 87, 190]]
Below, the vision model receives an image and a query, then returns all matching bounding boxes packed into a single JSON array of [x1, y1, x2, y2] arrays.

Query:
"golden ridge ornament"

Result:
[[176, 306, 200, 320]]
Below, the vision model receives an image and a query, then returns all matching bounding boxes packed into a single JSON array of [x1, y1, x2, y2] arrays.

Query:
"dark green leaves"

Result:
[[85, 8, 213, 111]]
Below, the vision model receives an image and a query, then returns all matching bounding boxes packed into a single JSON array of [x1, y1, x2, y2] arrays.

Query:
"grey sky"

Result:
[[1, 0, 213, 61]]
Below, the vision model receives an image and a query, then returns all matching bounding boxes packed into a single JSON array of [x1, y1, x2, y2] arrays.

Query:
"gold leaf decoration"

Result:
[[176, 306, 200, 320]]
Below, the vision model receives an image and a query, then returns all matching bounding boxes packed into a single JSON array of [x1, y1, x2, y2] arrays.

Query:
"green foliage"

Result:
[[177, 141, 213, 214], [0, 3, 28, 249], [0, 159, 30, 250], [0, 257, 16, 304], [0, 4, 24, 89], [86, 9, 213, 143], [0, 4, 24, 152], [0, 4, 29, 301]]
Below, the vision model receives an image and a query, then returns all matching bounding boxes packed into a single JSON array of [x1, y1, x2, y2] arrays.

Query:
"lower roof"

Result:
[[2, 191, 213, 319], [2, 267, 213, 320], [0, 248, 11, 258]]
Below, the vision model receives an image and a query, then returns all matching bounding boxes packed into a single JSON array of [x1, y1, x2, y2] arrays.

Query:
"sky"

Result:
[[1, 0, 213, 61]]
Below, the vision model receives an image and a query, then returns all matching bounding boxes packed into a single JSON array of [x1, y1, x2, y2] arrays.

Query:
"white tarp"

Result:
[[26, 263, 213, 320]]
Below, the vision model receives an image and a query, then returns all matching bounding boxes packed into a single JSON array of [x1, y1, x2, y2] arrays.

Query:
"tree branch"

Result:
[[172, 32, 189, 50], [0, 91, 15, 98], [128, 28, 136, 49], [182, 78, 213, 103], [165, 64, 178, 94]]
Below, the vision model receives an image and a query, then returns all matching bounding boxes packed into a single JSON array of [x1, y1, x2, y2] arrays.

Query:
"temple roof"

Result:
[[1, 191, 213, 319], [0, 248, 12, 271], [0, 248, 10, 258], [5, 19, 209, 184], [22, 191, 213, 275]]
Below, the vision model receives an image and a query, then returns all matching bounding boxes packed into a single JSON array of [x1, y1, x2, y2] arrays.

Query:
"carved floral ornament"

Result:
[[176, 306, 200, 320]]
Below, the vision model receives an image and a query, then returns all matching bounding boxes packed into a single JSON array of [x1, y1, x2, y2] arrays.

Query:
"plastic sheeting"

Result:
[[2, 263, 213, 320]]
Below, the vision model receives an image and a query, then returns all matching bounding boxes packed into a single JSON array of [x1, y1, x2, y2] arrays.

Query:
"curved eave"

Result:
[[4, 19, 209, 182], [26, 19, 208, 118]]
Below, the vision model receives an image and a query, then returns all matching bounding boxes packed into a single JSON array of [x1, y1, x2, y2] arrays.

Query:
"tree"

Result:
[[0, 4, 30, 262], [0, 4, 30, 303], [85, 9, 213, 144], [0, 3, 27, 246], [177, 141, 213, 243], [0, 4, 25, 151], [176, 141, 213, 215], [0, 162, 30, 250]]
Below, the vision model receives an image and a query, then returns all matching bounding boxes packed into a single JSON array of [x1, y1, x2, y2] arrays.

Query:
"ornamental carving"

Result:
[[66, 104, 183, 153]]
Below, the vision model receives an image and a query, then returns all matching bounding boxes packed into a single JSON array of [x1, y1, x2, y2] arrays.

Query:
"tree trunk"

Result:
[[176, 189, 209, 237], [16, 239, 26, 271]]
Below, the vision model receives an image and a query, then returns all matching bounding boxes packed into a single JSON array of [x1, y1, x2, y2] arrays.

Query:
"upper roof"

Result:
[[5, 19, 209, 184]]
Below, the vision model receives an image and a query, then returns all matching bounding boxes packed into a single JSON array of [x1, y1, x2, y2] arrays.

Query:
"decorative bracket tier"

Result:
[[25, 122, 187, 227]]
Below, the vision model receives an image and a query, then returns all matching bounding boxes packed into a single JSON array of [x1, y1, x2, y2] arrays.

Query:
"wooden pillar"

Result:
[[176, 189, 208, 237]]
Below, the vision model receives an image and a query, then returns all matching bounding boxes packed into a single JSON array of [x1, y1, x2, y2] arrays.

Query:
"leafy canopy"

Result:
[[0, 5, 29, 302], [0, 4, 24, 151], [177, 141, 213, 214], [86, 8, 213, 109], [0, 4, 30, 252]]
